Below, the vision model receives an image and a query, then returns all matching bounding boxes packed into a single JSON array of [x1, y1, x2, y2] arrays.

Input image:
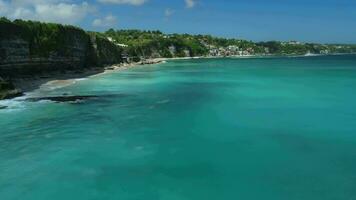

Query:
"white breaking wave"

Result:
[[0, 98, 26, 112], [75, 78, 88, 81]]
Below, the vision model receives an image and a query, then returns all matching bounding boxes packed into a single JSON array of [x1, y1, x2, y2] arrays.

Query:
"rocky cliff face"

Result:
[[0, 20, 123, 77], [89, 34, 123, 66], [0, 19, 123, 100]]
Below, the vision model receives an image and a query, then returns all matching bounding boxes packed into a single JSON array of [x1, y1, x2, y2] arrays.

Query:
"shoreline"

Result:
[[17, 56, 243, 96], [2, 53, 355, 101], [12, 59, 166, 98]]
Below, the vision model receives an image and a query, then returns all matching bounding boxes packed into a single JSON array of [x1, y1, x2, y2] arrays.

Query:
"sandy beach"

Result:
[[14, 58, 167, 97]]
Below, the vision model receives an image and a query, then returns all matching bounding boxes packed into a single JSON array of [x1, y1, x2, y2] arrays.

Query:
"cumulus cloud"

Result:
[[97, 0, 148, 6], [92, 14, 118, 27], [164, 8, 174, 17], [185, 0, 196, 8], [0, 0, 94, 24]]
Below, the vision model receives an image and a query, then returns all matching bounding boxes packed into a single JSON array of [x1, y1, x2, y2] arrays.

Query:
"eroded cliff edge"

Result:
[[0, 18, 124, 100]]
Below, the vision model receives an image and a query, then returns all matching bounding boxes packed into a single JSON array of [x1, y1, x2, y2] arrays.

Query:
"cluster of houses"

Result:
[[281, 41, 304, 45], [206, 45, 255, 57]]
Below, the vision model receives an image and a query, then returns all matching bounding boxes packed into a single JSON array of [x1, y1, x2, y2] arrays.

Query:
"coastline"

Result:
[[20, 56, 244, 95], [11, 59, 165, 98], [2, 53, 355, 101], [11, 57, 202, 97]]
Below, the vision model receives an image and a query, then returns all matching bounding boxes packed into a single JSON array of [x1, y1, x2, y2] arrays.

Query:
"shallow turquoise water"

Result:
[[1, 55, 356, 200]]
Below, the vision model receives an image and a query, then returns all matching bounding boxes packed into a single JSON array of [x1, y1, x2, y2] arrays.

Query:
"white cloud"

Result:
[[35, 2, 93, 23], [12, 7, 33, 19], [0, 1, 94, 24], [0, 0, 9, 14], [11, 0, 65, 6], [97, 0, 148, 6], [92, 14, 118, 27], [185, 0, 196, 8], [164, 8, 174, 17]]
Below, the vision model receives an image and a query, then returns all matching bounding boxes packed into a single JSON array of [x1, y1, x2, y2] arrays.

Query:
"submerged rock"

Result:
[[0, 89, 23, 100], [27, 95, 99, 103], [0, 105, 8, 109]]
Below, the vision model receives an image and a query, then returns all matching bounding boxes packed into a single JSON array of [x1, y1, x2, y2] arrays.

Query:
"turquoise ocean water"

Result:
[[1, 55, 356, 200]]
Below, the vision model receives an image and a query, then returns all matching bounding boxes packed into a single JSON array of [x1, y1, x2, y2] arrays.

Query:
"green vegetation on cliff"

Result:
[[103, 29, 208, 58], [1, 17, 89, 58], [0, 17, 123, 70], [101, 29, 356, 57], [103, 29, 261, 58]]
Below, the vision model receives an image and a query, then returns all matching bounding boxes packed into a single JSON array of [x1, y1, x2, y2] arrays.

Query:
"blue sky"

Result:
[[1, 0, 355, 43]]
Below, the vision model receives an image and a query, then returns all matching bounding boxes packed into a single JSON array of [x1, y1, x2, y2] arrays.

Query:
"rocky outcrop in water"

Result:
[[26, 95, 99, 103], [0, 78, 22, 99]]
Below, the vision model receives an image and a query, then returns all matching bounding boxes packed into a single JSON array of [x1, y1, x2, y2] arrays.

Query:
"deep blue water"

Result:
[[1, 55, 356, 200]]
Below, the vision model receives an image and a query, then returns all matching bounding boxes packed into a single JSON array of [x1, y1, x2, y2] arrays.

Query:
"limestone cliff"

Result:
[[0, 19, 123, 99]]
